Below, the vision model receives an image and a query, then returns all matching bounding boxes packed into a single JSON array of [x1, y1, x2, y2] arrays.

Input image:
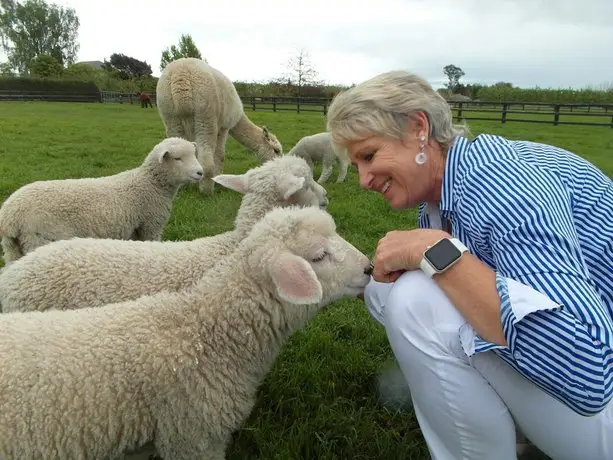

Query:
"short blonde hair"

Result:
[[326, 70, 469, 155]]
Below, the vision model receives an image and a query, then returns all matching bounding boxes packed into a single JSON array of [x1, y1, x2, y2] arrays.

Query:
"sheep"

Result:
[[0, 137, 203, 265], [0, 205, 371, 460], [287, 132, 349, 184], [156, 57, 283, 196], [0, 155, 329, 313]]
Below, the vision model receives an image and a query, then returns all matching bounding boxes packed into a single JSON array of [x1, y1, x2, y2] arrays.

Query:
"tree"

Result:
[[0, 60, 14, 76], [0, 0, 79, 75], [101, 53, 152, 80], [443, 64, 465, 93], [29, 53, 62, 77], [279, 48, 320, 97], [160, 33, 203, 71]]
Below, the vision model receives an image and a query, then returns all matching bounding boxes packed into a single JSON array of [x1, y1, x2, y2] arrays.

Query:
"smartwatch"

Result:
[[420, 237, 468, 278]]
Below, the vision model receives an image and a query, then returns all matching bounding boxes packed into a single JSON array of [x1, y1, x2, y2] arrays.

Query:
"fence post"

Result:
[[297, 96, 301, 114], [252, 96, 256, 111], [272, 97, 276, 112], [456, 102, 463, 122], [323, 101, 327, 115], [553, 105, 560, 126], [502, 103, 508, 124]]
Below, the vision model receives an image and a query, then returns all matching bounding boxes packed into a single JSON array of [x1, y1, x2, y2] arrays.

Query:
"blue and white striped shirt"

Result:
[[418, 133, 613, 416]]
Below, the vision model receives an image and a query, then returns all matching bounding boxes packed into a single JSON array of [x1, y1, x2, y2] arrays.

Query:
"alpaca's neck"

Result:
[[229, 113, 263, 152]]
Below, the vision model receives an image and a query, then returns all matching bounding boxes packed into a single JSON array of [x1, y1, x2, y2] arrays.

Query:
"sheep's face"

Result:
[[250, 207, 371, 311], [269, 157, 328, 209], [213, 155, 329, 210], [283, 173, 328, 210], [154, 137, 204, 184], [258, 126, 283, 161]]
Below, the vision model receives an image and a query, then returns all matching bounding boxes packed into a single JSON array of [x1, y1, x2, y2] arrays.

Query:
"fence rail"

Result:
[[0, 89, 101, 103], [2, 90, 613, 128]]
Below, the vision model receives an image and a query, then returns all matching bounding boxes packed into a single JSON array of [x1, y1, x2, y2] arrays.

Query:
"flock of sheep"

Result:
[[0, 57, 368, 459]]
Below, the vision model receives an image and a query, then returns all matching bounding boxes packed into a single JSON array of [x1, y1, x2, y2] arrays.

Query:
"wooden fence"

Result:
[[236, 97, 613, 128], [0, 89, 101, 103], [2, 89, 613, 128]]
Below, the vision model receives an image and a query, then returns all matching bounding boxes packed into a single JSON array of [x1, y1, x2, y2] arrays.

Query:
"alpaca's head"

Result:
[[258, 126, 283, 161]]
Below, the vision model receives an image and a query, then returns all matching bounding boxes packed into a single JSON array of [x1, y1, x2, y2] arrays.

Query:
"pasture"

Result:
[[0, 101, 612, 459]]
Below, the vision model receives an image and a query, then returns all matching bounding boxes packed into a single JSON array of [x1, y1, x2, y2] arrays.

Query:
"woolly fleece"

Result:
[[0, 206, 371, 459], [288, 132, 349, 184], [0, 137, 203, 264], [0, 155, 329, 313], [156, 57, 283, 195]]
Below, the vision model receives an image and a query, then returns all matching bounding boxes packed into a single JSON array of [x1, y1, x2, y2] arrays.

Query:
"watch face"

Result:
[[425, 238, 462, 271]]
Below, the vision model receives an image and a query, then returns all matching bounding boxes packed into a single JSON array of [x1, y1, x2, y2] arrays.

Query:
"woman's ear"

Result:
[[408, 111, 430, 140]]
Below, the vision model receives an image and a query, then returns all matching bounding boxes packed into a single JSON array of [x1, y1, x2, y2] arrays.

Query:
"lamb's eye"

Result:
[[312, 251, 328, 262], [173, 157, 182, 161]]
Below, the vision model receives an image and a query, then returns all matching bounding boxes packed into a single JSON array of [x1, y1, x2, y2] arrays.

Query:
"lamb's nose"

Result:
[[364, 262, 374, 275], [196, 170, 203, 177]]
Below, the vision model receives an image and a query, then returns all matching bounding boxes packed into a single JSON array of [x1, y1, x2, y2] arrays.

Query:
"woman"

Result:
[[326, 70, 613, 460]]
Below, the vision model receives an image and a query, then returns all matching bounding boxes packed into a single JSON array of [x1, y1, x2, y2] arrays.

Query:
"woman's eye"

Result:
[[363, 152, 374, 162]]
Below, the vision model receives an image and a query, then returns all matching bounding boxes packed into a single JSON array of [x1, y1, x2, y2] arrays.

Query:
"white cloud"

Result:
[[2, 0, 611, 89]]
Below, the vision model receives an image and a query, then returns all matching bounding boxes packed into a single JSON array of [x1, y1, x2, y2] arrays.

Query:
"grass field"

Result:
[[1, 101, 612, 459]]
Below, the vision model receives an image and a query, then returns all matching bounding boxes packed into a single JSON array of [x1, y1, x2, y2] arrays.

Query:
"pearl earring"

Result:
[[415, 134, 427, 164]]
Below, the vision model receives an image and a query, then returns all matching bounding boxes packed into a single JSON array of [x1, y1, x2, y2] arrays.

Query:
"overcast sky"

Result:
[[4, 0, 612, 89]]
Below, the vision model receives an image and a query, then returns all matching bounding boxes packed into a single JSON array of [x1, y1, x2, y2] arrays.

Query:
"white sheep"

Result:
[[0, 137, 203, 264], [156, 57, 283, 196], [0, 205, 371, 460], [0, 155, 329, 313], [288, 132, 349, 184]]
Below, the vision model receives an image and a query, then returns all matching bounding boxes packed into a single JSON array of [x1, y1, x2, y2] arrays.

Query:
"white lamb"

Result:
[[156, 57, 283, 196], [0, 205, 371, 460], [287, 132, 349, 184], [0, 155, 329, 313], [0, 137, 203, 264]]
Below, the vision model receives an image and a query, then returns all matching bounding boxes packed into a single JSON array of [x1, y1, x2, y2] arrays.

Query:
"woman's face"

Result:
[[345, 121, 438, 209]]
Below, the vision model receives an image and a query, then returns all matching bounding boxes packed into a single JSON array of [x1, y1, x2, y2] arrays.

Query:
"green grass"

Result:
[[0, 101, 612, 459]]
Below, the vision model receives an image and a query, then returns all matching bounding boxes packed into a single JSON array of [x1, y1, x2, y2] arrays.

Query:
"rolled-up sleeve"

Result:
[[457, 157, 613, 416]]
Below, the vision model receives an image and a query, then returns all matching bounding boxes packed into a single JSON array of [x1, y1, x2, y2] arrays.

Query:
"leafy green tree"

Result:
[[160, 34, 203, 71], [0, 0, 79, 75], [30, 53, 62, 77], [0, 60, 14, 75], [101, 53, 152, 80]]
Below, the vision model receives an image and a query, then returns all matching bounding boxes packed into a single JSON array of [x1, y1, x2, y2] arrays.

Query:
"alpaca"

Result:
[[156, 57, 283, 195], [137, 91, 153, 108]]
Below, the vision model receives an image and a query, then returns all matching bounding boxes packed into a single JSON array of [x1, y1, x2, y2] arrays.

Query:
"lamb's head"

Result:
[[258, 126, 283, 161], [146, 137, 204, 185], [245, 206, 371, 311], [213, 155, 329, 211]]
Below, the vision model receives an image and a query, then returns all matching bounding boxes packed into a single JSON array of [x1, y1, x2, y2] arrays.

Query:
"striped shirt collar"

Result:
[[439, 134, 471, 213]]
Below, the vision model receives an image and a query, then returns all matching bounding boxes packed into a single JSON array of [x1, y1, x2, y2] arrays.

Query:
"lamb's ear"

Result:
[[277, 174, 304, 199], [262, 126, 270, 139], [159, 151, 170, 163], [212, 173, 249, 194], [268, 251, 323, 304]]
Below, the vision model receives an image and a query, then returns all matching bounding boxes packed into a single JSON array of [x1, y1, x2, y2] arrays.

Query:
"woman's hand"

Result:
[[371, 229, 449, 283]]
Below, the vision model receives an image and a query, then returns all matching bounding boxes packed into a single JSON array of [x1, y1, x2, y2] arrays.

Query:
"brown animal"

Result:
[[137, 91, 153, 108]]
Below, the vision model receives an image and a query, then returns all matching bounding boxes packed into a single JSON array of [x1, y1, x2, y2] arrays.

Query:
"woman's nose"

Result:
[[358, 167, 373, 189]]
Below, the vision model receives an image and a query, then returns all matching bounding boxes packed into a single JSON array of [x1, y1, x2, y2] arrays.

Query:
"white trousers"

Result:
[[365, 270, 613, 460]]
